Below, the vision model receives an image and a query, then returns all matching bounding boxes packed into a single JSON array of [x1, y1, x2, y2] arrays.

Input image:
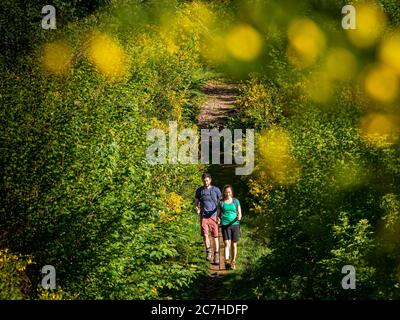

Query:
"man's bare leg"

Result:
[[203, 234, 211, 249], [203, 234, 212, 261], [213, 236, 220, 264], [213, 236, 219, 253]]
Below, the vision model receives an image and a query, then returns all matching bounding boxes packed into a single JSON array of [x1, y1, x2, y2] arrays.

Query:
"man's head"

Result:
[[202, 173, 212, 188]]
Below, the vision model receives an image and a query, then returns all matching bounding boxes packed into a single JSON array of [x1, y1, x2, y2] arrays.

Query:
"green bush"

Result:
[[1, 0, 210, 299], [0, 249, 32, 300]]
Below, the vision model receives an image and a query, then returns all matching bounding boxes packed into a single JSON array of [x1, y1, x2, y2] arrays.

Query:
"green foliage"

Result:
[[318, 213, 376, 298], [230, 0, 400, 299], [2, 0, 400, 301], [1, 0, 209, 299], [234, 75, 283, 129], [0, 0, 111, 69], [240, 91, 400, 299], [0, 249, 32, 299]]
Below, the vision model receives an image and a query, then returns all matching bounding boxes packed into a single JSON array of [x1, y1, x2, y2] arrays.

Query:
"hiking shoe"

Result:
[[206, 248, 212, 262], [231, 260, 236, 270], [225, 259, 231, 270], [214, 252, 220, 265]]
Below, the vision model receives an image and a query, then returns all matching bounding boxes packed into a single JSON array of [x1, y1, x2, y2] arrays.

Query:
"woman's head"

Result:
[[222, 185, 233, 200]]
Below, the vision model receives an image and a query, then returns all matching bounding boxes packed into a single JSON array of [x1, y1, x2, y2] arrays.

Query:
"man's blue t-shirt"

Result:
[[195, 186, 221, 218]]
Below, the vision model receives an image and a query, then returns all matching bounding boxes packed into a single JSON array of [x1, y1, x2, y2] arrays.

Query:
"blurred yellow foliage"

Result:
[[164, 36, 180, 55], [184, 1, 216, 31], [86, 32, 128, 80], [287, 18, 326, 69], [379, 32, 400, 76], [324, 47, 357, 81], [201, 33, 228, 65], [166, 89, 188, 122], [306, 73, 334, 104], [42, 41, 73, 75], [225, 24, 263, 61], [359, 113, 399, 147], [257, 127, 301, 185], [347, 2, 386, 48], [364, 64, 398, 103], [160, 1, 215, 59]]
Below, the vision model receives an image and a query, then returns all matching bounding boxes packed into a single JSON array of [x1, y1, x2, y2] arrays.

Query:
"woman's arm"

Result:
[[238, 205, 242, 221]]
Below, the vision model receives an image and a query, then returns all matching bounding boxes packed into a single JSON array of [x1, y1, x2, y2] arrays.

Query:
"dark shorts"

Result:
[[221, 224, 240, 242]]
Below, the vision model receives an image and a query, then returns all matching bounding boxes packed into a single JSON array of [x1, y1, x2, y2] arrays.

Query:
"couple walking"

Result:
[[195, 173, 242, 270]]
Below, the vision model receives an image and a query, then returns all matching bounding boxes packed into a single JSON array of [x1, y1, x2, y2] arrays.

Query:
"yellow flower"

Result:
[[165, 192, 184, 214], [151, 287, 158, 296]]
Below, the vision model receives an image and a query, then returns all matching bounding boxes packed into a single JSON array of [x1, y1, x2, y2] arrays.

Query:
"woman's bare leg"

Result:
[[224, 240, 231, 261], [232, 241, 238, 262]]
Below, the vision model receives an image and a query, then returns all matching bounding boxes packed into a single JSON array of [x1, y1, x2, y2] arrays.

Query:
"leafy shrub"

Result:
[[235, 76, 283, 129], [1, 0, 211, 299], [0, 249, 33, 300]]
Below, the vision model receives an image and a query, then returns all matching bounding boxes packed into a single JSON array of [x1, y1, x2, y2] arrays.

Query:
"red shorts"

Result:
[[201, 216, 218, 238]]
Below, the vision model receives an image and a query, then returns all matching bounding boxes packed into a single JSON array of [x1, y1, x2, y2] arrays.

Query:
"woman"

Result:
[[217, 185, 242, 270]]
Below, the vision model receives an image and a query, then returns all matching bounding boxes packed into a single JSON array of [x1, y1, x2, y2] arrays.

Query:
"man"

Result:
[[195, 173, 222, 264]]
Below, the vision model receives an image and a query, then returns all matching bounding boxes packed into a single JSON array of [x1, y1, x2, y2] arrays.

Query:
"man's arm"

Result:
[[217, 187, 222, 200], [194, 198, 200, 215], [194, 188, 201, 215]]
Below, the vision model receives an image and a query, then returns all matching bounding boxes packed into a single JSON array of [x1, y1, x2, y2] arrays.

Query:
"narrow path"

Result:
[[196, 80, 240, 299], [197, 81, 239, 130], [197, 81, 242, 192]]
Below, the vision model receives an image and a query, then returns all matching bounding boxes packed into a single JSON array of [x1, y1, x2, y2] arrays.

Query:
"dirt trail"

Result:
[[197, 81, 239, 130], [196, 80, 240, 299]]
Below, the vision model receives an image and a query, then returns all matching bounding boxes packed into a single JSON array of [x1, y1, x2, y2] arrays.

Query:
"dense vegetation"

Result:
[[1, 0, 219, 299], [1, 0, 400, 299], [229, 0, 400, 299]]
